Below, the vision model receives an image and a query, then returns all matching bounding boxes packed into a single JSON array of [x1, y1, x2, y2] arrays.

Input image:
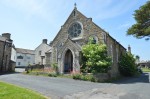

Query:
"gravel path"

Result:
[[0, 72, 150, 99]]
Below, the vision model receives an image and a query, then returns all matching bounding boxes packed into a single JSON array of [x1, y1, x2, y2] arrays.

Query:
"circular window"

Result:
[[68, 23, 82, 38]]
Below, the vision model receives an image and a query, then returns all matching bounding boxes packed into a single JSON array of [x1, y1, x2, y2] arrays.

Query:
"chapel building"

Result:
[[46, 6, 126, 77]]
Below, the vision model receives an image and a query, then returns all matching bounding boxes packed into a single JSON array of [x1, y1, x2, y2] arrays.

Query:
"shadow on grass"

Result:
[[112, 73, 149, 84]]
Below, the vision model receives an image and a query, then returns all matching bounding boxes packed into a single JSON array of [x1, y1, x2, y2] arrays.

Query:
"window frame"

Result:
[[68, 22, 82, 38]]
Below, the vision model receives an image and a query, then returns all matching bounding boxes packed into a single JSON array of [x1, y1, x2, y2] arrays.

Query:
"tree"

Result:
[[127, 1, 150, 40], [135, 55, 140, 64], [81, 40, 112, 73], [135, 55, 140, 60], [118, 53, 137, 76]]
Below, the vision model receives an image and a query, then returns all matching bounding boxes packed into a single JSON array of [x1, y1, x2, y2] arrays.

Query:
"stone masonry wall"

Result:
[[0, 41, 12, 72], [0, 41, 4, 71], [49, 8, 126, 75]]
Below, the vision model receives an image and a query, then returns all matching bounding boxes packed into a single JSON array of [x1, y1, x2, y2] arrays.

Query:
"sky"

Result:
[[0, 0, 149, 61]]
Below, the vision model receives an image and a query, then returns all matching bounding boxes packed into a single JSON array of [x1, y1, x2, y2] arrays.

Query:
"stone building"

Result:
[[16, 48, 35, 67], [35, 39, 51, 65], [138, 61, 150, 68], [10, 45, 16, 71], [46, 6, 126, 76], [0, 33, 13, 72]]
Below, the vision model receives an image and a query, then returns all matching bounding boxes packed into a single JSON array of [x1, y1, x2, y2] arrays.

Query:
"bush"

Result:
[[48, 72, 57, 77], [72, 74, 82, 80], [82, 43, 112, 73], [52, 63, 58, 72], [72, 73, 97, 82], [26, 70, 30, 74], [119, 53, 137, 76]]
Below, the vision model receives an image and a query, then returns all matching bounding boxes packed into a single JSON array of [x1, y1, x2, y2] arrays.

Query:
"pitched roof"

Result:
[[0, 35, 6, 41], [51, 7, 126, 51], [0, 35, 12, 43], [16, 48, 35, 55], [35, 43, 51, 50], [51, 7, 87, 46], [45, 48, 52, 53]]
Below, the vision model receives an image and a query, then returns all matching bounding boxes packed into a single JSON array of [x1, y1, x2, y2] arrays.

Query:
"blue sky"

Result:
[[0, 0, 149, 61]]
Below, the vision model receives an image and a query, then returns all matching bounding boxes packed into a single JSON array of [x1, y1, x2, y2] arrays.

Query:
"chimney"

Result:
[[2, 33, 11, 40], [42, 39, 47, 44], [128, 45, 131, 54], [88, 18, 92, 21]]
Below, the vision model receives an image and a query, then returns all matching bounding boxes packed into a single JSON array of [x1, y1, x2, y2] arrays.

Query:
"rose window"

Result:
[[68, 23, 82, 38]]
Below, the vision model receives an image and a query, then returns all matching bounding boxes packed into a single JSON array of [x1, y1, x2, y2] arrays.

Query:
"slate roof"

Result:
[[16, 48, 35, 55], [45, 48, 52, 53], [0, 35, 12, 43]]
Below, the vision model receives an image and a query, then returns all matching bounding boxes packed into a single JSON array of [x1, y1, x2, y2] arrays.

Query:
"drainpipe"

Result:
[[1, 40, 6, 71]]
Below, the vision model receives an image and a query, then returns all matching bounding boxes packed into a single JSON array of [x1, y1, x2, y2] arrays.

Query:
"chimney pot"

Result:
[[43, 39, 47, 44], [128, 45, 131, 53], [2, 33, 11, 40]]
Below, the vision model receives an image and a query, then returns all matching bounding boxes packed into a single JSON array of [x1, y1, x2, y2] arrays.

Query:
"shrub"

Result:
[[48, 72, 57, 77], [119, 53, 137, 76], [72, 74, 82, 80], [81, 74, 92, 81], [72, 73, 97, 82], [26, 70, 30, 74], [36, 72, 39, 76], [82, 42, 112, 73]]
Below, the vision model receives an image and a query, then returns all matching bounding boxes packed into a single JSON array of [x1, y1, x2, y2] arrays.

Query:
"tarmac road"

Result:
[[0, 71, 150, 99]]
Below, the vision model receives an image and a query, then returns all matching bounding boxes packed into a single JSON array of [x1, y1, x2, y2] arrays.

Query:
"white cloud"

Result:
[[118, 23, 131, 30], [81, 0, 138, 20], [0, 0, 141, 23], [1, 0, 50, 20], [0, 0, 70, 30]]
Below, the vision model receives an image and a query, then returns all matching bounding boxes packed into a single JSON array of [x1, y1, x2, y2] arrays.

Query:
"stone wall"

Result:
[[35, 40, 51, 65], [0, 40, 12, 72], [48, 8, 127, 76], [106, 34, 126, 77], [0, 41, 4, 71], [94, 73, 110, 82]]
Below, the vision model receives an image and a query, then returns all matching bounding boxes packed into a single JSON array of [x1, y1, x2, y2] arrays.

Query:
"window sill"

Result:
[[71, 37, 83, 41]]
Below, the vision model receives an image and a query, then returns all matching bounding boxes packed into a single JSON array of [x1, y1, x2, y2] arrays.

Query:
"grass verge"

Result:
[[0, 81, 47, 99], [141, 68, 150, 72]]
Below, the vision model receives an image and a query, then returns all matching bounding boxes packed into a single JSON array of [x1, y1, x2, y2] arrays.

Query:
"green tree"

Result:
[[135, 55, 140, 60], [118, 53, 137, 76], [82, 41, 112, 73], [127, 1, 150, 40]]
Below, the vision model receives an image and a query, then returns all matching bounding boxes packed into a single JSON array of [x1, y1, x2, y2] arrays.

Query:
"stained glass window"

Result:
[[68, 23, 82, 38]]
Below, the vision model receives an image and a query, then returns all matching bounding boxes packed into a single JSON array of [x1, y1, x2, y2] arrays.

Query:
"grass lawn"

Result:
[[141, 68, 150, 72], [0, 82, 47, 99]]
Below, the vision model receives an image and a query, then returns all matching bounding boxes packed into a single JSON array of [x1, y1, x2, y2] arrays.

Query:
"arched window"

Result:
[[89, 35, 98, 44], [68, 22, 82, 38]]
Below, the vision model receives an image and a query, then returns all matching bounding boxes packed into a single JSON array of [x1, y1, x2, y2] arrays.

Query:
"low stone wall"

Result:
[[94, 73, 110, 82], [25, 64, 44, 71]]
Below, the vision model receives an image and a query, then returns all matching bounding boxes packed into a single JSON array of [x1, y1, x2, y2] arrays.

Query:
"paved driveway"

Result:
[[0, 72, 150, 99], [15, 68, 25, 73]]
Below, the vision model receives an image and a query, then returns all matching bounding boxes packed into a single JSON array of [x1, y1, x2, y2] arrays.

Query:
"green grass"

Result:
[[141, 68, 150, 72], [24, 70, 73, 79], [0, 82, 48, 99]]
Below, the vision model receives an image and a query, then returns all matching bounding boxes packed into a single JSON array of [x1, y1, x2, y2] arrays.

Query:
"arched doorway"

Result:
[[64, 49, 73, 73]]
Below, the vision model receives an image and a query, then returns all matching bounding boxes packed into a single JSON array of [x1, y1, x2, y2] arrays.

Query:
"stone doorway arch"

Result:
[[64, 49, 73, 73]]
